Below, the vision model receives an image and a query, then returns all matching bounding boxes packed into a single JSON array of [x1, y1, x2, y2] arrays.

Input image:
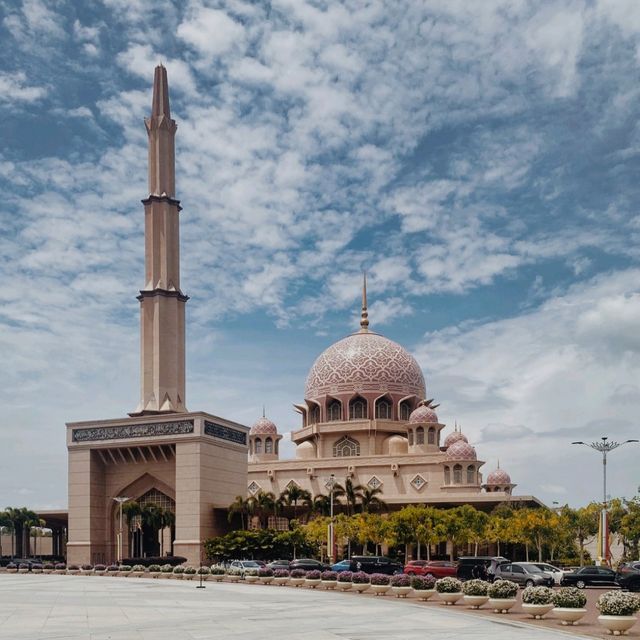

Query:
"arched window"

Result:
[[254, 438, 262, 454], [415, 426, 424, 445], [399, 402, 411, 421], [453, 464, 463, 484], [333, 435, 360, 457], [444, 466, 451, 485], [327, 400, 342, 421], [375, 399, 391, 419], [265, 437, 273, 454], [408, 429, 414, 446], [310, 406, 320, 424], [466, 465, 475, 484], [349, 397, 367, 420], [428, 427, 435, 445]]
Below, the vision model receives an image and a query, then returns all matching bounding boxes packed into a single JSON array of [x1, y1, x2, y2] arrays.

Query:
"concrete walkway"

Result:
[[0, 575, 590, 640]]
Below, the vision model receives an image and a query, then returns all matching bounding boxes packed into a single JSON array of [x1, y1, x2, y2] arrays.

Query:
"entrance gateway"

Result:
[[65, 66, 248, 567]]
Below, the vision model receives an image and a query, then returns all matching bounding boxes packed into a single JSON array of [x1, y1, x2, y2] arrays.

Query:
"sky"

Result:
[[1, 0, 639, 510]]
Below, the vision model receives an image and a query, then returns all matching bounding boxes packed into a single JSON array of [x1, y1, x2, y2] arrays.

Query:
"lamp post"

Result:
[[572, 437, 638, 566], [326, 474, 336, 564], [113, 496, 130, 564]]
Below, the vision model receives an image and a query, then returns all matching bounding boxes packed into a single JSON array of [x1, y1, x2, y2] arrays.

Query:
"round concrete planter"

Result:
[[337, 581, 352, 591], [370, 584, 391, 596], [43, 569, 54, 575], [55, 570, 67, 575], [32, 568, 43, 574], [226, 574, 240, 583], [272, 577, 289, 586], [522, 603, 554, 619], [464, 595, 489, 609], [131, 571, 144, 578], [489, 598, 517, 613], [305, 579, 321, 589], [597, 615, 638, 635], [391, 586, 412, 598], [289, 577, 305, 587], [18, 568, 30, 574], [210, 574, 225, 582], [437, 591, 463, 605], [149, 572, 160, 579], [321, 580, 337, 590], [352, 582, 370, 593], [414, 589, 436, 601], [172, 573, 183, 580], [184, 573, 196, 580], [260, 576, 274, 585], [6, 568, 18, 574], [244, 574, 259, 583], [67, 570, 80, 576], [158, 572, 172, 579], [552, 607, 588, 626]]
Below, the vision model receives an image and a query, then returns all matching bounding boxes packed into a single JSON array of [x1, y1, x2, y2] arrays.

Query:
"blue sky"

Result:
[[1, 0, 640, 509]]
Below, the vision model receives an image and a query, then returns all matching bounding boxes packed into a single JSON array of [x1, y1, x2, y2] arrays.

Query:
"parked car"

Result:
[[561, 566, 619, 589], [331, 559, 352, 573], [616, 562, 640, 592], [348, 556, 403, 575], [404, 560, 457, 578], [494, 562, 554, 587], [532, 562, 566, 585], [266, 560, 291, 570], [456, 556, 510, 581], [228, 560, 262, 576], [289, 558, 330, 571]]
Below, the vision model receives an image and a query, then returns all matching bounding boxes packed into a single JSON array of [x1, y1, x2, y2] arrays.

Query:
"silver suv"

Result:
[[494, 562, 554, 587]]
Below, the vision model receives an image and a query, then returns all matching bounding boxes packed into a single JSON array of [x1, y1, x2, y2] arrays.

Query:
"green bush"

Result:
[[552, 587, 587, 609], [487, 579, 518, 599], [522, 586, 554, 605], [435, 577, 462, 593], [462, 579, 489, 596]]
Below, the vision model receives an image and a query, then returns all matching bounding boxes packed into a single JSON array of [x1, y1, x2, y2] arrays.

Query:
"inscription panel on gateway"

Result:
[[204, 420, 247, 446], [72, 420, 194, 443]]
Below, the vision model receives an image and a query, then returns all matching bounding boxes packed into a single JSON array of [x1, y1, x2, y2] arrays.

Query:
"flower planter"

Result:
[[289, 577, 305, 587], [54, 570, 66, 575], [245, 574, 260, 583], [18, 568, 29, 574], [226, 574, 240, 582], [552, 607, 587, 626], [6, 568, 17, 574], [414, 589, 436, 601], [464, 595, 489, 609], [352, 582, 370, 593], [437, 592, 463, 605], [337, 581, 352, 591], [131, 571, 144, 578], [43, 569, 53, 575], [370, 584, 391, 596], [159, 572, 172, 579], [391, 586, 412, 598], [272, 577, 289, 586], [172, 573, 183, 580], [305, 579, 321, 589], [522, 603, 554, 619], [67, 570, 80, 575], [33, 569, 43, 574], [489, 598, 517, 613], [597, 615, 637, 636], [321, 580, 337, 590], [148, 572, 159, 579], [260, 576, 274, 585], [210, 574, 225, 582]]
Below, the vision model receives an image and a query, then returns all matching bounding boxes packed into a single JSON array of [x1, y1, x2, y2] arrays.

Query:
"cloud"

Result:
[[0, 71, 47, 103]]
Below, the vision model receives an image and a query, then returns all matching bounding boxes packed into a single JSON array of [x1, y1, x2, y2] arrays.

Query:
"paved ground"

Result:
[[0, 575, 595, 640]]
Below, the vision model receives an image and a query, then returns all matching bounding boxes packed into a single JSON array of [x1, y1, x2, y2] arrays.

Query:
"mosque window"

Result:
[[310, 406, 320, 424], [254, 438, 262, 454], [375, 399, 391, 420], [416, 426, 424, 445], [408, 429, 414, 446], [248, 481, 261, 495], [466, 465, 475, 484], [399, 402, 411, 421], [444, 466, 451, 485], [453, 464, 463, 484], [333, 435, 360, 457], [428, 427, 436, 445], [265, 438, 273, 454], [327, 400, 342, 422], [349, 397, 367, 420]]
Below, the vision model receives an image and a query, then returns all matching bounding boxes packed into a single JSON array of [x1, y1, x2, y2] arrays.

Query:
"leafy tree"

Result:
[[4, 507, 38, 558], [619, 498, 640, 559], [0, 510, 12, 558], [227, 495, 249, 530], [312, 494, 331, 517], [333, 479, 363, 516], [485, 512, 512, 556], [565, 503, 600, 566], [280, 486, 312, 520], [360, 487, 387, 513]]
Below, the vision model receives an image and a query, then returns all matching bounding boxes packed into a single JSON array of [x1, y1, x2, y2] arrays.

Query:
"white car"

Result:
[[533, 563, 565, 585], [228, 560, 262, 576]]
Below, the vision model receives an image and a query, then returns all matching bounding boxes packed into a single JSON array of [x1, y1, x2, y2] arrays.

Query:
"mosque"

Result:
[[63, 67, 540, 568]]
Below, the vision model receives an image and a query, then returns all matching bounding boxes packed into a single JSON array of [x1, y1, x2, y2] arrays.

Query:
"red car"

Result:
[[403, 560, 457, 578]]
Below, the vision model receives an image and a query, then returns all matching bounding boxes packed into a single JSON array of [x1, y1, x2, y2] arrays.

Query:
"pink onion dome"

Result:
[[445, 440, 477, 461], [409, 404, 438, 424], [486, 468, 511, 485], [443, 430, 468, 448], [250, 416, 278, 435]]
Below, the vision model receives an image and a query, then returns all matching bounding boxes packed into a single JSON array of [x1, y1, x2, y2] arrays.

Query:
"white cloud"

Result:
[[0, 71, 47, 103]]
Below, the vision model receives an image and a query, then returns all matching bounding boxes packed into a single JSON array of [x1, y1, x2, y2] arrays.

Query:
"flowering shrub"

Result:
[[94, 564, 106, 571], [274, 569, 290, 578], [81, 564, 93, 571], [43, 563, 55, 570], [132, 565, 146, 572], [7, 563, 17, 569], [258, 567, 274, 577], [197, 567, 210, 575], [390, 574, 410, 588], [210, 566, 226, 575], [435, 577, 463, 593], [184, 567, 197, 575], [290, 569, 306, 578], [119, 565, 132, 572], [522, 586, 554, 605], [351, 571, 370, 584], [106, 565, 119, 572], [172, 566, 184, 574], [55, 563, 66, 570], [596, 591, 640, 616], [552, 587, 587, 609], [244, 568, 259, 576], [462, 579, 489, 596], [32, 564, 43, 570], [160, 564, 173, 573], [67, 564, 80, 571], [370, 573, 390, 586], [410, 574, 436, 591], [338, 571, 353, 583], [148, 564, 161, 572], [305, 570, 321, 580], [488, 579, 518, 599], [321, 571, 338, 581], [18, 563, 29, 570]]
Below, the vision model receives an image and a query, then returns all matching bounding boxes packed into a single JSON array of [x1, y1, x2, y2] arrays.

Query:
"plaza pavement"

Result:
[[0, 575, 592, 640]]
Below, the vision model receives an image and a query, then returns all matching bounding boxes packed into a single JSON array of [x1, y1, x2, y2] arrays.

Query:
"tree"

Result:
[[619, 499, 640, 559], [485, 512, 511, 557], [4, 507, 38, 558], [280, 486, 312, 520], [312, 494, 331, 517], [517, 508, 558, 562], [0, 510, 12, 558], [442, 507, 468, 561], [360, 487, 387, 513], [333, 479, 363, 516], [255, 491, 277, 528], [565, 503, 600, 566], [160, 509, 175, 556], [227, 496, 249, 530]]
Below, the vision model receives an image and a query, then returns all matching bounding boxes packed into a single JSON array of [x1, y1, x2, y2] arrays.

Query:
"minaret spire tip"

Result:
[[359, 272, 369, 332], [151, 64, 171, 119]]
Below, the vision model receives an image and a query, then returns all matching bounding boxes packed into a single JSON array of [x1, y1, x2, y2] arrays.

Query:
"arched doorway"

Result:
[[126, 488, 175, 559]]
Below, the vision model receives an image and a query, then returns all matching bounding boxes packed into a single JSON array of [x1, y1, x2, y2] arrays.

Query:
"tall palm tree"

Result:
[[122, 501, 142, 557], [5, 507, 38, 558], [333, 479, 363, 516], [26, 516, 45, 557], [227, 496, 249, 530], [360, 487, 387, 513], [312, 494, 331, 517], [0, 511, 12, 558], [280, 486, 312, 520], [255, 491, 276, 528], [160, 509, 175, 556]]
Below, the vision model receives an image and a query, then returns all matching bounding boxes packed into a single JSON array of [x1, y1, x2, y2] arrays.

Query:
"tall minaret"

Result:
[[131, 65, 188, 416]]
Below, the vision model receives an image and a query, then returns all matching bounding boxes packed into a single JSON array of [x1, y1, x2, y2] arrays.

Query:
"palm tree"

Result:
[[333, 479, 363, 516], [122, 501, 142, 558], [0, 510, 12, 558], [254, 491, 277, 528], [26, 516, 45, 557], [160, 509, 175, 556], [360, 487, 387, 513], [227, 496, 249, 530], [312, 494, 331, 517], [280, 486, 312, 520], [5, 507, 38, 558]]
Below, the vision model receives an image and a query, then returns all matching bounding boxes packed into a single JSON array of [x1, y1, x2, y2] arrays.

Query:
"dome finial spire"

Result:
[[262, 404, 265, 418], [359, 272, 369, 332]]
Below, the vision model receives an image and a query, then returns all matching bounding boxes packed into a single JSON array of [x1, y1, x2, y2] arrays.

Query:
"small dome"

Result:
[[296, 440, 316, 460], [487, 468, 511, 485], [250, 416, 278, 435], [445, 440, 477, 461], [409, 404, 438, 424], [443, 430, 468, 448], [385, 435, 408, 456]]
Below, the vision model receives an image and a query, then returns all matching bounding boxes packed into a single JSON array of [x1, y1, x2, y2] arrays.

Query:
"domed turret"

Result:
[[443, 424, 468, 449], [250, 417, 278, 435], [483, 462, 515, 494], [409, 403, 438, 424], [445, 440, 477, 461], [248, 411, 282, 463]]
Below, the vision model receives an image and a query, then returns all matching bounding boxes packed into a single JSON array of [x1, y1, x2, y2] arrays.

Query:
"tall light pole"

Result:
[[326, 474, 336, 564], [572, 437, 638, 566], [113, 496, 130, 564]]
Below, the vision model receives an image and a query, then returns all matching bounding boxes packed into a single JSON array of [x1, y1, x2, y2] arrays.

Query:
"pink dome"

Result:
[[409, 404, 438, 424], [445, 440, 477, 461], [487, 468, 511, 485], [305, 332, 426, 400], [443, 430, 468, 448], [250, 417, 278, 435]]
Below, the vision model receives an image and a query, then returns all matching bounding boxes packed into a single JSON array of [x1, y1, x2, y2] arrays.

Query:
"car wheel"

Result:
[[525, 580, 534, 588], [576, 580, 586, 589]]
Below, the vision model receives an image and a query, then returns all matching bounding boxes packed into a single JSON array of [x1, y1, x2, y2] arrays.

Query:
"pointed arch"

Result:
[[374, 393, 393, 420], [333, 435, 360, 457], [349, 394, 367, 420], [326, 397, 342, 422]]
